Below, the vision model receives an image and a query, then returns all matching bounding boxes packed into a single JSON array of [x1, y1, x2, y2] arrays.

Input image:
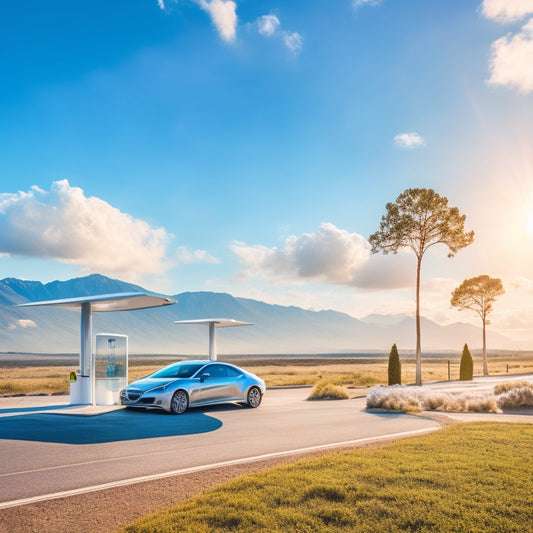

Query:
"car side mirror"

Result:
[[200, 373, 210, 383]]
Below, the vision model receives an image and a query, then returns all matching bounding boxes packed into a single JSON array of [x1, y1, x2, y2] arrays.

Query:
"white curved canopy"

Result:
[[18, 292, 174, 311]]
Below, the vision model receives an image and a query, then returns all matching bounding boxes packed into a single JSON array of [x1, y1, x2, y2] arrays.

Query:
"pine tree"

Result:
[[388, 344, 402, 385], [459, 343, 473, 381]]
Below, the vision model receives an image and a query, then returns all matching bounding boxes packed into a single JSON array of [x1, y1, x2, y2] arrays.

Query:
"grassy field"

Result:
[[120, 423, 533, 532], [1, 353, 533, 396]]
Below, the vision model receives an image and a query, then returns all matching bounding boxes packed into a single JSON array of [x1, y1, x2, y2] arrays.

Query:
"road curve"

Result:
[[0, 388, 440, 507]]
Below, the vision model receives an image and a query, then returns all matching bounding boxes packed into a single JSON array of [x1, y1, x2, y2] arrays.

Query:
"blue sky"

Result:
[[1, 0, 533, 344]]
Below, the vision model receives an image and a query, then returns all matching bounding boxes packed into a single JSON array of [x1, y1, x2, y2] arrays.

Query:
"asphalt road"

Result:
[[0, 388, 441, 507]]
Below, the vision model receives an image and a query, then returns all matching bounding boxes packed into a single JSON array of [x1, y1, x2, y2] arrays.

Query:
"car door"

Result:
[[194, 364, 237, 404]]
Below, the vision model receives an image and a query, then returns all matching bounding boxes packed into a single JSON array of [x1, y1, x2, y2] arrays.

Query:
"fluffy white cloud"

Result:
[[481, 0, 533, 23], [393, 132, 426, 148], [257, 15, 280, 37], [230, 222, 412, 289], [487, 18, 533, 93], [195, 0, 237, 42], [157, 0, 165, 10], [9, 319, 37, 330], [0, 180, 173, 281]]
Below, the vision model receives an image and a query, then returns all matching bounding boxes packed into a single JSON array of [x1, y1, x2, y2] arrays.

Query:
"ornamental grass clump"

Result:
[[493, 380, 533, 395], [308, 379, 349, 400], [495, 381, 533, 409], [366, 386, 501, 413], [366, 385, 424, 412]]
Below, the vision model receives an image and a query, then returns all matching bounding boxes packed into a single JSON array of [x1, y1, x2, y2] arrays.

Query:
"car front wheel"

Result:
[[246, 386, 262, 408], [170, 390, 189, 414]]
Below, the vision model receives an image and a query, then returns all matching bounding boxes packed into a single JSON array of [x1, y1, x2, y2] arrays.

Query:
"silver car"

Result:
[[120, 360, 265, 414]]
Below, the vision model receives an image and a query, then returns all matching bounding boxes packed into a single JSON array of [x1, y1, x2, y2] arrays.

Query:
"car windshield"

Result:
[[149, 362, 206, 379]]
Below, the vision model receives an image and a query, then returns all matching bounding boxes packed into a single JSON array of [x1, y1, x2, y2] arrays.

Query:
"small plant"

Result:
[[308, 379, 349, 400], [388, 344, 401, 385], [459, 343, 473, 380]]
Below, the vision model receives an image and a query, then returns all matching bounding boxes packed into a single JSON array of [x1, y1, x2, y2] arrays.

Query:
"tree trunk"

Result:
[[415, 255, 422, 386], [482, 316, 488, 376]]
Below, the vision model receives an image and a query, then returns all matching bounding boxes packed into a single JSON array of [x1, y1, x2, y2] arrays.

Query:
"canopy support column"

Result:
[[208, 323, 217, 361]]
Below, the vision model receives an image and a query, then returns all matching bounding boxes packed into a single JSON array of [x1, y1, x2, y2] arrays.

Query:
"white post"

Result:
[[208, 322, 217, 361], [80, 302, 93, 404]]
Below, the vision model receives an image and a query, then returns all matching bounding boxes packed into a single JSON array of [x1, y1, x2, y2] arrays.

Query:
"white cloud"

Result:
[[17, 319, 37, 329], [0, 180, 173, 281], [282, 31, 303, 54], [487, 18, 533, 93], [394, 132, 426, 148], [352, 0, 383, 11], [8, 319, 38, 330], [230, 222, 412, 289], [231, 223, 370, 286], [195, 0, 238, 42], [157, 0, 165, 10], [254, 13, 302, 54], [481, 0, 533, 23], [257, 15, 280, 37], [175, 246, 220, 265]]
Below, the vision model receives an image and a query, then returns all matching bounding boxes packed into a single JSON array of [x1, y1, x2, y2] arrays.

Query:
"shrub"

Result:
[[388, 344, 401, 385], [366, 386, 501, 413], [493, 380, 533, 395], [308, 380, 349, 400], [495, 382, 533, 409], [459, 343, 473, 381]]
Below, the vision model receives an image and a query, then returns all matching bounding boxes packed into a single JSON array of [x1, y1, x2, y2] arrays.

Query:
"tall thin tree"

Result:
[[369, 188, 474, 385], [451, 275, 504, 376]]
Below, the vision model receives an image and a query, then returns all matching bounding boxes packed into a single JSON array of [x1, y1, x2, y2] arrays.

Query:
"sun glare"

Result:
[[526, 210, 533, 234]]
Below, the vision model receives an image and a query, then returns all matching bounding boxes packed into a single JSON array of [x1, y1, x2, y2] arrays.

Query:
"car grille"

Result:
[[125, 390, 142, 401]]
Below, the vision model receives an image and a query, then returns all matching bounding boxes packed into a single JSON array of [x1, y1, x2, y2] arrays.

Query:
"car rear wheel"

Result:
[[246, 386, 262, 408], [170, 390, 189, 414]]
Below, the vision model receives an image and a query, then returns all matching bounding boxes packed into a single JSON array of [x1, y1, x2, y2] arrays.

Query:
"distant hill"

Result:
[[0, 274, 516, 355]]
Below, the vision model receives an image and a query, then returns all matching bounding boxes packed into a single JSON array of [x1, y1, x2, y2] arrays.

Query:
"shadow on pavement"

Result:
[[0, 404, 73, 414], [0, 409, 223, 444]]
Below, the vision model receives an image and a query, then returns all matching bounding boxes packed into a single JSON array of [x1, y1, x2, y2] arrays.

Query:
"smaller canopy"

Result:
[[18, 292, 174, 311], [174, 318, 253, 328], [174, 318, 254, 360]]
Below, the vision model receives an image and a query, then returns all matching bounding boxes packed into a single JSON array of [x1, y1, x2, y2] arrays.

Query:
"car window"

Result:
[[225, 366, 242, 378], [205, 364, 227, 378], [150, 363, 206, 379]]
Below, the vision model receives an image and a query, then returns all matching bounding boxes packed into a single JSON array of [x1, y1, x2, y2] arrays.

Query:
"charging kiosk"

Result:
[[94, 334, 128, 406]]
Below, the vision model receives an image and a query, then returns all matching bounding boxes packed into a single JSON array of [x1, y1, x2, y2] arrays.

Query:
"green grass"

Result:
[[121, 423, 533, 532]]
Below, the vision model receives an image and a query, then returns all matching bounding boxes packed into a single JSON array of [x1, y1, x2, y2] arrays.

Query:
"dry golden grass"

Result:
[[1, 353, 533, 396]]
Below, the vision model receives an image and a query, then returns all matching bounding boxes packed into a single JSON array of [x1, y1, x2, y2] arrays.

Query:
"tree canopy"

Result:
[[369, 188, 474, 259], [450, 275, 504, 321]]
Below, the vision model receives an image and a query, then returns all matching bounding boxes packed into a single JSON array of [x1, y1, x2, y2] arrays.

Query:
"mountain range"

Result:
[[0, 274, 516, 355]]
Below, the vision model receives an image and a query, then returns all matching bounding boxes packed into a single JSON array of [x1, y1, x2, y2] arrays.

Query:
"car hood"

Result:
[[126, 377, 182, 392]]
